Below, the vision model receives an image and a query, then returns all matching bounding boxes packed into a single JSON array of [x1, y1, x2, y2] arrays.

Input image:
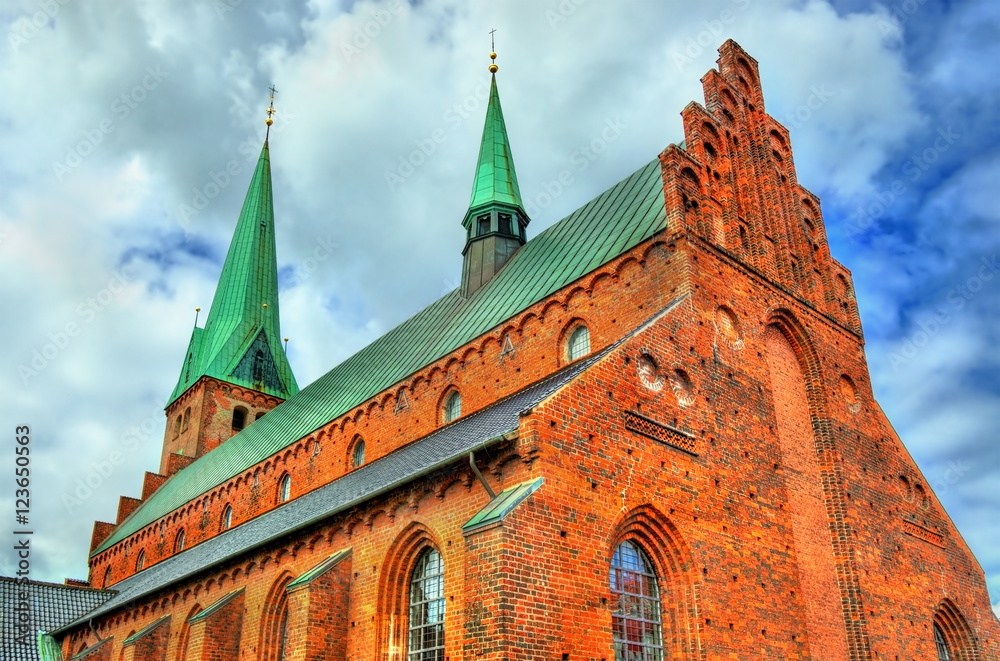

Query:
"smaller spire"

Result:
[[459, 30, 530, 298], [265, 85, 277, 140]]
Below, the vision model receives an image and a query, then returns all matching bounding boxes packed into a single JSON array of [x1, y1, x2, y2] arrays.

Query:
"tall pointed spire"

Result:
[[167, 116, 298, 406], [461, 38, 530, 298]]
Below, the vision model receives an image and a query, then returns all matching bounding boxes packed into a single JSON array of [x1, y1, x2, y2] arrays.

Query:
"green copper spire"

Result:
[[167, 141, 298, 405], [467, 75, 524, 211], [461, 53, 530, 298]]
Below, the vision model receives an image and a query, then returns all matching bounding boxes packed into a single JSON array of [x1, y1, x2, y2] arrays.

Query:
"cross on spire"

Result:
[[265, 85, 278, 139], [488, 29, 498, 73]]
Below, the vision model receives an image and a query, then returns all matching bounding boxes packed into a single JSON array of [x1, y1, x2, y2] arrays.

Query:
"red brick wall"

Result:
[[160, 378, 284, 475], [186, 592, 244, 661], [121, 618, 169, 661], [764, 323, 850, 658], [89, 238, 686, 588], [285, 554, 351, 659], [66, 39, 1000, 661]]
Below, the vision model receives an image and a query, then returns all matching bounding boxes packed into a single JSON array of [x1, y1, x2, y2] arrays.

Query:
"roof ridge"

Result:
[[94, 154, 667, 555]]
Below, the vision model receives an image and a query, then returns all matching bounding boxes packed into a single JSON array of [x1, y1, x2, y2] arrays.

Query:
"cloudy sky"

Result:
[[0, 0, 996, 616]]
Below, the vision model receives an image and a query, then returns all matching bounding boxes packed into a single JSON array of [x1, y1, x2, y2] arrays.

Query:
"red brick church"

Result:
[[39, 40, 998, 660]]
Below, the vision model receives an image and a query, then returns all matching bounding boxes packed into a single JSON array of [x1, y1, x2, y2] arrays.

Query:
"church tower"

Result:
[[159, 100, 298, 475], [460, 49, 530, 298]]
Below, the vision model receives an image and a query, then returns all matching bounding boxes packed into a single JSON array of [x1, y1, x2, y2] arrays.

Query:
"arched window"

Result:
[[102, 566, 112, 588], [610, 540, 663, 661], [221, 505, 233, 531], [443, 390, 461, 424], [135, 550, 145, 572], [177, 605, 202, 661], [175, 529, 185, 552], [182, 407, 191, 432], [934, 624, 951, 660], [173, 415, 181, 438], [278, 474, 291, 503], [408, 548, 445, 660], [232, 407, 247, 432], [567, 325, 590, 362], [252, 349, 265, 382], [351, 438, 365, 468], [260, 575, 293, 661]]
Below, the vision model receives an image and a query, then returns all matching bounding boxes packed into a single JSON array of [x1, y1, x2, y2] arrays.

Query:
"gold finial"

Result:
[[194, 307, 201, 327], [489, 28, 498, 73], [265, 85, 277, 139], [262, 303, 268, 309]]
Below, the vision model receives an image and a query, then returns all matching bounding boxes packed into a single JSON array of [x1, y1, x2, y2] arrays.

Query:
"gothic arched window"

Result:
[[135, 550, 145, 572], [610, 540, 664, 661], [934, 624, 951, 660], [351, 438, 365, 468], [175, 529, 185, 552], [567, 325, 590, 362], [278, 474, 291, 503], [221, 505, 233, 531], [408, 548, 445, 660], [260, 575, 293, 661], [443, 391, 461, 424]]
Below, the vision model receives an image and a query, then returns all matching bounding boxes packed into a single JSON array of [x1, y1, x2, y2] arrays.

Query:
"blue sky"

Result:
[[0, 0, 996, 622]]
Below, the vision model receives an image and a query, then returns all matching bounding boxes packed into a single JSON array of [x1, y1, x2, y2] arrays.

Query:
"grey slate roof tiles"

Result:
[[52, 336, 627, 632], [0, 577, 115, 660]]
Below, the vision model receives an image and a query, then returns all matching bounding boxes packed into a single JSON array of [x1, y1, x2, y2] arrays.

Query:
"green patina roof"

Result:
[[95, 154, 667, 555], [463, 477, 543, 533], [122, 615, 170, 645], [465, 75, 524, 220], [167, 141, 298, 406], [286, 548, 352, 590], [188, 588, 244, 623]]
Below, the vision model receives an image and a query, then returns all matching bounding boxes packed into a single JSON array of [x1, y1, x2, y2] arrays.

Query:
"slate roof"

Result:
[[96, 153, 667, 555], [0, 577, 115, 660], [60, 336, 635, 632]]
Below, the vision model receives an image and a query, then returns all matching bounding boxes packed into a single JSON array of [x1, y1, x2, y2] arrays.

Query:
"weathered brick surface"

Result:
[[161, 377, 285, 475], [286, 553, 351, 660], [186, 592, 244, 661], [65, 39, 1000, 661], [121, 616, 170, 661]]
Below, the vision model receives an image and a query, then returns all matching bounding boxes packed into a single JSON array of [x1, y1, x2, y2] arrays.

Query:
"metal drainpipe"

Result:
[[468, 451, 496, 499]]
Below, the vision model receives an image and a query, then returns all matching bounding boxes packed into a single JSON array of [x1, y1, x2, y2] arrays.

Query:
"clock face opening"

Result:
[[637, 353, 664, 391]]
